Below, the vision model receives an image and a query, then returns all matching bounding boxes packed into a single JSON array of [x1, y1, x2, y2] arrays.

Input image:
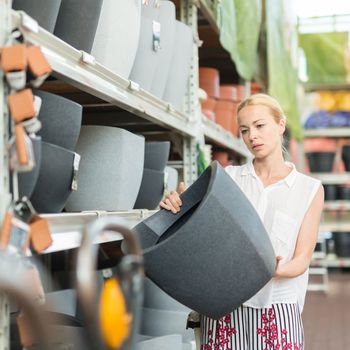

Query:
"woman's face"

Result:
[[238, 104, 285, 158]]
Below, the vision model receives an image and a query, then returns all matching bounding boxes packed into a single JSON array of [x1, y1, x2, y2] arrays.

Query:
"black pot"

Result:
[[54, 0, 103, 53], [306, 152, 335, 173], [134, 169, 165, 210], [342, 145, 350, 172], [144, 142, 170, 171], [35, 90, 82, 151], [324, 185, 338, 201], [133, 161, 275, 319], [12, 0, 62, 33], [15, 136, 42, 198], [30, 142, 79, 214], [337, 186, 350, 201], [333, 232, 350, 257]]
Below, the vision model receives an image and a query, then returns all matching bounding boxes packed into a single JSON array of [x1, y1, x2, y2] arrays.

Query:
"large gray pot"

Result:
[[54, 0, 103, 53], [45, 289, 77, 318], [141, 308, 193, 342], [35, 90, 82, 151], [134, 169, 165, 210], [141, 1, 176, 99], [144, 278, 189, 312], [133, 161, 276, 319], [164, 166, 178, 193], [144, 141, 170, 171], [12, 0, 62, 33], [163, 21, 193, 111], [91, 0, 141, 78], [137, 334, 182, 350], [30, 142, 79, 214], [17, 136, 42, 198], [65, 126, 145, 211]]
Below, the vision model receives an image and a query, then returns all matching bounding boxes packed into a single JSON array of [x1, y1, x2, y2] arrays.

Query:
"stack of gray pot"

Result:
[[129, 1, 193, 111], [28, 91, 83, 214], [134, 141, 170, 210], [65, 125, 145, 212], [137, 278, 194, 350]]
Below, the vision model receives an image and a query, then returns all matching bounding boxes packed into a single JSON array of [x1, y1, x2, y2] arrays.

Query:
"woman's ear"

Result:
[[279, 118, 286, 135]]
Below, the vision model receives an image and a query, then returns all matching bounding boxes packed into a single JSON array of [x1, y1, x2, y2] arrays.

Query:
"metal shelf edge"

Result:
[[304, 128, 350, 138]]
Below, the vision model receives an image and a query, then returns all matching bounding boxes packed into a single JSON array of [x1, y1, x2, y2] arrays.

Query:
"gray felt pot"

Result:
[[144, 141, 170, 171], [134, 169, 165, 210], [30, 142, 79, 214], [65, 126, 145, 211], [91, 0, 141, 78], [12, 0, 62, 33], [144, 278, 189, 312], [133, 161, 276, 319], [17, 136, 42, 198], [136, 334, 183, 350], [35, 90, 82, 151], [165, 166, 178, 193], [141, 308, 193, 342], [54, 0, 103, 53], [141, 1, 176, 99], [163, 21, 193, 111]]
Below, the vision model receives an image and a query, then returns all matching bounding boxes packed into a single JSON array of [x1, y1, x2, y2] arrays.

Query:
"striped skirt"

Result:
[[200, 303, 304, 350]]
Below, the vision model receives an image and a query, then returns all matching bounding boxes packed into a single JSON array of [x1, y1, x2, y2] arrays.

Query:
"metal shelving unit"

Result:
[[311, 172, 350, 185], [304, 128, 350, 138]]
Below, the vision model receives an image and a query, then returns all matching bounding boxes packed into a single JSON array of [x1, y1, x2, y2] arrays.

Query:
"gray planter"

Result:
[[12, 0, 62, 33], [45, 289, 77, 317], [35, 90, 82, 151], [134, 169, 165, 210], [65, 126, 145, 211], [17, 136, 42, 198], [141, 308, 193, 342], [141, 1, 176, 99], [137, 334, 183, 350], [54, 0, 103, 53], [165, 166, 178, 193], [30, 142, 78, 214], [144, 278, 189, 312], [133, 161, 276, 319], [91, 0, 141, 78], [144, 141, 170, 171], [163, 21, 193, 111]]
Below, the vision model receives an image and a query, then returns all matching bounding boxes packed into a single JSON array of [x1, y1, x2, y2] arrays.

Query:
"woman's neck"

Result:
[[253, 152, 290, 182]]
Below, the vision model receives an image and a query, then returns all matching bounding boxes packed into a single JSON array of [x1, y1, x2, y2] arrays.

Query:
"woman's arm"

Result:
[[274, 184, 324, 278]]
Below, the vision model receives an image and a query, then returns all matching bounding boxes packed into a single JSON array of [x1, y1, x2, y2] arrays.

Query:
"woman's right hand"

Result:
[[160, 182, 186, 213]]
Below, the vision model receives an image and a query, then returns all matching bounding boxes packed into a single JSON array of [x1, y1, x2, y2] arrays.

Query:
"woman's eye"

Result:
[[257, 124, 265, 128], [241, 129, 248, 134]]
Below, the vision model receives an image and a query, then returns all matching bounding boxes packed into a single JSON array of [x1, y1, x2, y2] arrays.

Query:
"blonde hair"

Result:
[[237, 93, 288, 156], [237, 93, 287, 124]]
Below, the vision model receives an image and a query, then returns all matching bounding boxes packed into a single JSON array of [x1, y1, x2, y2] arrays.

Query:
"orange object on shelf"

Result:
[[212, 151, 231, 167], [303, 138, 337, 153], [220, 85, 238, 101], [1, 44, 27, 72], [199, 67, 220, 99], [201, 98, 216, 111], [251, 82, 262, 94], [7, 89, 35, 123], [215, 109, 233, 132], [202, 109, 216, 121]]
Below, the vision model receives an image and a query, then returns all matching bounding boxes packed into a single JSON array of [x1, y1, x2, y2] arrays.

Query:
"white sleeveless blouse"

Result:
[[225, 161, 321, 312]]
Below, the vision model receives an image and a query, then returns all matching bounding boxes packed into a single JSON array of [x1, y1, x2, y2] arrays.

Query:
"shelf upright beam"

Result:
[[0, 1, 12, 349], [181, 0, 202, 186]]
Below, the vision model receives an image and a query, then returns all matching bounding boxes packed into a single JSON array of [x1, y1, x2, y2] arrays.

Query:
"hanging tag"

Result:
[[0, 211, 13, 249], [8, 216, 30, 253], [33, 95, 42, 117], [152, 20, 161, 52], [0, 44, 27, 72], [81, 51, 96, 65], [27, 46, 52, 78], [5, 71, 26, 90], [15, 125, 29, 167], [17, 313, 35, 348], [8, 89, 36, 123], [29, 216, 53, 253], [71, 153, 81, 191]]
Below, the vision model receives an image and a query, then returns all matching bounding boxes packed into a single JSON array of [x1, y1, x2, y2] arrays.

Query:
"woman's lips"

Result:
[[252, 144, 263, 150]]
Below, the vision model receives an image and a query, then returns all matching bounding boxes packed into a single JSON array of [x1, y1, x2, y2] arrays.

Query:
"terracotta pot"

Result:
[[201, 98, 216, 111], [251, 82, 262, 94], [220, 85, 238, 101], [54, 0, 103, 53], [215, 109, 233, 132], [199, 68, 220, 99], [304, 138, 337, 153], [12, 0, 62, 33], [215, 100, 236, 111], [212, 151, 230, 167], [202, 109, 215, 121], [133, 161, 275, 319]]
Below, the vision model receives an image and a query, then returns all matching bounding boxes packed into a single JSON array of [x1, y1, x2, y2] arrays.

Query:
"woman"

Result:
[[160, 94, 324, 350]]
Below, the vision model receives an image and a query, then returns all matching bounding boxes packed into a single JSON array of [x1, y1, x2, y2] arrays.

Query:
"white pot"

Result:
[[91, 0, 141, 78], [65, 126, 145, 211]]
